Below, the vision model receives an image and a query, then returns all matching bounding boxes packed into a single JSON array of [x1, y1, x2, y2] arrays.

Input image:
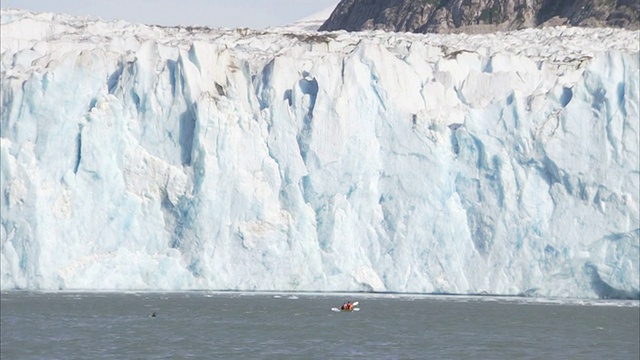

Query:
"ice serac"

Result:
[[1, 10, 638, 298]]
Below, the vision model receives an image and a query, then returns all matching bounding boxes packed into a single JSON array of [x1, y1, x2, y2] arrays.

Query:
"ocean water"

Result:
[[1, 292, 638, 359]]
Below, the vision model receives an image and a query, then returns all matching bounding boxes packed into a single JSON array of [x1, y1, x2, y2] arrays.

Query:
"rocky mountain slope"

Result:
[[319, 0, 640, 33]]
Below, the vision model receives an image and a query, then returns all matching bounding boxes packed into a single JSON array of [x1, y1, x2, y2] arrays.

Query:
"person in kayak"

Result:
[[340, 301, 353, 311]]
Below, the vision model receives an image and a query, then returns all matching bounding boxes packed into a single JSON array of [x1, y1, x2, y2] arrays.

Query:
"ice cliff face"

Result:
[[1, 9, 639, 298]]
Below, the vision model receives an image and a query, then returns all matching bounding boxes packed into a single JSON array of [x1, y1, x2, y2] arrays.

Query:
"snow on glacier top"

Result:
[[2, 8, 638, 70]]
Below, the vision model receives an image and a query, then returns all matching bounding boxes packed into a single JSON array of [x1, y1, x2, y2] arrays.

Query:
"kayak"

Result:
[[331, 307, 360, 312], [331, 301, 359, 312]]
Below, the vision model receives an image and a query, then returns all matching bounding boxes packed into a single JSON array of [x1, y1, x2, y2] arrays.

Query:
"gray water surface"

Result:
[[1, 292, 638, 359]]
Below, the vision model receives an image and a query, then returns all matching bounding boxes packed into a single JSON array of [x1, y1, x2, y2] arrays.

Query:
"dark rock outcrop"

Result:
[[319, 0, 640, 34]]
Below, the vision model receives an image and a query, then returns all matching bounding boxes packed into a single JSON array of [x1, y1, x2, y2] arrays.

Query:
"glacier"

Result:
[[1, 9, 639, 298]]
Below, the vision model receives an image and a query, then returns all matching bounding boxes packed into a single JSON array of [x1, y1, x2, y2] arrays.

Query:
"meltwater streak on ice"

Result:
[[0, 9, 639, 298]]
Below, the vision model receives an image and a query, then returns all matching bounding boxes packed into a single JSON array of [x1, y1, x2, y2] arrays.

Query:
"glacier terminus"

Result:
[[1, 9, 639, 299]]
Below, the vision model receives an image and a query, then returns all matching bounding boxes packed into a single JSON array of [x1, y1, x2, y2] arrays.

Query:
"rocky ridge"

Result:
[[319, 0, 640, 34]]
